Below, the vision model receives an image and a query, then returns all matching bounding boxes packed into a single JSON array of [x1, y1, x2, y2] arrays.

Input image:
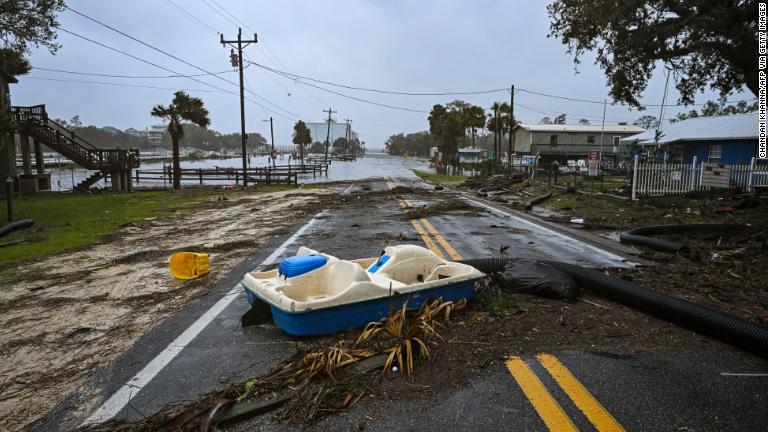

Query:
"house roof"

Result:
[[620, 113, 758, 145], [515, 123, 644, 134]]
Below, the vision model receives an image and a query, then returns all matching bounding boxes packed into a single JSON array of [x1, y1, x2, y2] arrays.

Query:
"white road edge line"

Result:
[[82, 211, 325, 425], [720, 372, 768, 377], [463, 197, 635, 266]]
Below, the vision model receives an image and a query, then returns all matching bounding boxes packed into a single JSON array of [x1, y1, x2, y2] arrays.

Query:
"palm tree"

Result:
[[292, 120, 312, 163], [151, 91, 210, 190], [465, 105, 485, 148]]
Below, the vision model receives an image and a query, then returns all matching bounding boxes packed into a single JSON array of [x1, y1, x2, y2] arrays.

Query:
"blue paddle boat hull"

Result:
[[243, 278, 478, 336]]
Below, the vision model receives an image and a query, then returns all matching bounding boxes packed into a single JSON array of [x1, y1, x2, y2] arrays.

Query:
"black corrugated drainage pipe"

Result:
[[0, 219, 34, 238], [525, 192, 552, 211], [459, 257, 768, 356], [619, 224, 749, 253]]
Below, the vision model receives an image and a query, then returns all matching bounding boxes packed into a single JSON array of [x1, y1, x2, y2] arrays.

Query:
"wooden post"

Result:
[[236, 171, 239, 186], [33, 138, 45, 175], [199, 168, 203, 185], [19, 134, 32, 175], [747, 156, 756, 193]]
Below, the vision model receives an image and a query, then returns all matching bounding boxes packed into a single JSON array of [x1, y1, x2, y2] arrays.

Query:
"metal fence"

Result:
[[631, 156, 768, 200]]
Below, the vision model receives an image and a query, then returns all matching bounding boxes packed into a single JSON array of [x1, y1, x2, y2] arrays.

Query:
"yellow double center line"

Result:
[[385, 177, 462, 261], [505, 354, 625, 431]]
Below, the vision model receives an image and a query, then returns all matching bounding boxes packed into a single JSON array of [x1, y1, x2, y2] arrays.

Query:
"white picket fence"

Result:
[[631, 156, 768, 200]]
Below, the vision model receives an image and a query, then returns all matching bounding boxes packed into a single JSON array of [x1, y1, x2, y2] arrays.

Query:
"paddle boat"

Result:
[[240, 244, 485, 336]]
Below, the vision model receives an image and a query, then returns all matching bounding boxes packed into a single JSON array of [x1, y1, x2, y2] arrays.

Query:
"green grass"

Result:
[[474, 291, 522, 317], [0, 185, 313, 265], [413, 170, 468, 183]]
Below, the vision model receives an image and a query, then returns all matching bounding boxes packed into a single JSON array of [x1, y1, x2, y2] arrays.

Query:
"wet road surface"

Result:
[[32, 165, 767, 431]]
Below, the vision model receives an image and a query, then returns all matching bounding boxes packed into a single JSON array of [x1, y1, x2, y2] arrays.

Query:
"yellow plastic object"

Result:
[[169, 252, 210, 280]]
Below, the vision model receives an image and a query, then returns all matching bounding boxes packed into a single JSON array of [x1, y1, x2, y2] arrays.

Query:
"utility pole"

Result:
[[262, 117, 275, 166], [221, 28, 257, 186], [599, 99, 607, 169], [344, 118, 352, 156], [509, 84, 514, 173], [493, 104, 499, 172], [323, 108, 337, 162]]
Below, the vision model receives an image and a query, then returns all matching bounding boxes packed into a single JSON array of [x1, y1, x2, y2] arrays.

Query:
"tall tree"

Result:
[[428, 104, 464, 170], [672, 98, 759, 122], [633, 115, 658, 130], [0, 0, 64, 58], [464, 105, 485, 148], [548, 0, 758, 107], [578, 118, 590, 125], [292, 120, 311, 162], [151, 91, 210, 190], [540, 117, 553, 124], [0, 48, 31, 76], [553, 114, 567, 124]]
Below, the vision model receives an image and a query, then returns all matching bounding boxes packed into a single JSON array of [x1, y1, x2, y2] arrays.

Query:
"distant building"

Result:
[[512, 123, 645, 161], [458, 148, 488, 163], [620, 113, 759, 164], [304, 119, 358, 145], [148, 125, 167, 147], [101, 126, 121, 135], [125, 127, 148, 137]]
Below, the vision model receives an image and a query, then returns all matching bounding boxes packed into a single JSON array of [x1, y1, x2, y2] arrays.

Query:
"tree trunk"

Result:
[[172, 135, 181, 190]]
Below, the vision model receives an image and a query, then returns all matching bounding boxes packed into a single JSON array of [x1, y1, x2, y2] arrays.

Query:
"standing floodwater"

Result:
[[45, 153, 430, 191]]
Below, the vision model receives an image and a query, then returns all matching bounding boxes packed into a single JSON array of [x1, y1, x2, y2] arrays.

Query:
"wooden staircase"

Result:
[[74, 171, 106, 191], [11, 105, 140, 190]]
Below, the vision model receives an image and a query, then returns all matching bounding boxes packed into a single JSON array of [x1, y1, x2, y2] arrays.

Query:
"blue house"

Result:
[[621, 113, 758, 164]]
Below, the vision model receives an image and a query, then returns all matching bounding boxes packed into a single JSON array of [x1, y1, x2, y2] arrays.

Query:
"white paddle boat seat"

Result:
[[242, 244, 483, 312]]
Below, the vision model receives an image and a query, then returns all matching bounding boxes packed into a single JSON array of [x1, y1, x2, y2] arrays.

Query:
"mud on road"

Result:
[[0, 188, 335, 432]]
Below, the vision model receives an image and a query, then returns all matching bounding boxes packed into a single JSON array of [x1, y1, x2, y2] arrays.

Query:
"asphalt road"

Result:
[[33, 166, 767, 432]]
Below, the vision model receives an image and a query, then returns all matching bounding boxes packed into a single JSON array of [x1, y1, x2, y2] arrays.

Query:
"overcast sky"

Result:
[[11, 0, 750, 150]]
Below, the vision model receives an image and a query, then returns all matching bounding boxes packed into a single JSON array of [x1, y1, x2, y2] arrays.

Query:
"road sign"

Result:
[[588, 150, 600, 176]]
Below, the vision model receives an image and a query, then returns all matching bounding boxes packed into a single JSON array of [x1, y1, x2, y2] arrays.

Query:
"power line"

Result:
[[517, 87, 757, 108], [24, 76, 228, 92], [31, 66, 236, 79], [162, 0, 219, 35], [161, 0, 329, 112], [291, 78, 429, 113], [250, 60, 509, 96], [515, 101, 635, 123], [63, 6, 304, 122], [57, 27, 288, 121]]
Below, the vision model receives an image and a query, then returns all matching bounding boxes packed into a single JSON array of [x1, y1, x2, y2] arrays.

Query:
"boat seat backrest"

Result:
[[325, 260, 370, 296], [378, 253, 445, 284]]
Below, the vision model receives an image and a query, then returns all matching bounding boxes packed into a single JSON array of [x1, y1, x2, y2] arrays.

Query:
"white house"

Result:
[[512, 123, 645, 161]]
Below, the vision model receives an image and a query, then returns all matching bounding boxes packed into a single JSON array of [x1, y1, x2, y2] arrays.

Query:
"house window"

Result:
[[613, 136, 620, 147], [550, 135, 558, 146], [708, 144, 723, 163], [587, 135, 595, 144]]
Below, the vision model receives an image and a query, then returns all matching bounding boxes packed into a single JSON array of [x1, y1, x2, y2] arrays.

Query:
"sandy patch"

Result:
[[0, 188, 333, 431]]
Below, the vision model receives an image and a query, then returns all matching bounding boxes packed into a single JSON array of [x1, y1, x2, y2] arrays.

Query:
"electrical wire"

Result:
[[24, 76, 228, 92], [250, 60, 510, 96], [31, 66, 235, 79], [162, 0, 219, 35], [517, 87, 757, 108], [63, 6, 305, 121], [57, 27, 287, 120]]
